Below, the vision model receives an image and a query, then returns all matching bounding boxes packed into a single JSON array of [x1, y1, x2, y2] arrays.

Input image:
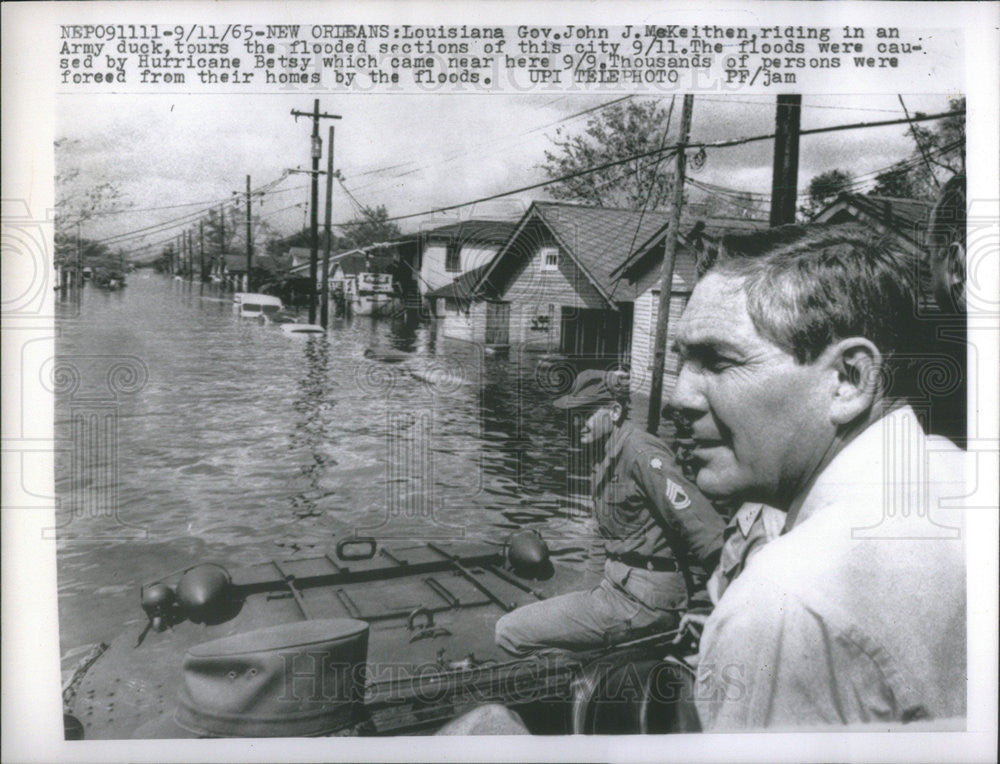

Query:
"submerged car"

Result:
[[233, 293, 283, 322], [279, 322, 326, 336]]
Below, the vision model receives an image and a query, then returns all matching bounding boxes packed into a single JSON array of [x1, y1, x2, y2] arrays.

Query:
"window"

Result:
[[445, 242, 461, 272], [540, 246, 559, 272]]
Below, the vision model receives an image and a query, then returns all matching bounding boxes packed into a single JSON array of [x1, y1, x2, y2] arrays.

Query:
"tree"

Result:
[[54, 138, 131, 268], [203, 206, 238, 259], [340, 204, 402, 250], [870, 161, 920, 199], [867, 96, 966, 201], [906, 96, 965, 190], [539, 99, 677, 210], [799, 169, 853, 220]]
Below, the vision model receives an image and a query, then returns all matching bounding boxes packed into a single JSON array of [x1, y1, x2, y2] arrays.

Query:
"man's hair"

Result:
[[708, 224, 922, 365]]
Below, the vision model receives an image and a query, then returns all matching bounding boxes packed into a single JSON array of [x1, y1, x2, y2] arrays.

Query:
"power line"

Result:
[[103, 106, 965, 246], [685, 136, 963, 203], [345, 95, 635, 192], [336, 108, 964, 227], [93, 174, 300, 245]]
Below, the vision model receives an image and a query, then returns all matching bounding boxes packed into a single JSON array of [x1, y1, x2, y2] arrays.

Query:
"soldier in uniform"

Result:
[[495, 369, 724, 656]]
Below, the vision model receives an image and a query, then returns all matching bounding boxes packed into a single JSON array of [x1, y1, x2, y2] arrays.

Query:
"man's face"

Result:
[[574, 403, 618, 446], [669, 272, 837, 505]]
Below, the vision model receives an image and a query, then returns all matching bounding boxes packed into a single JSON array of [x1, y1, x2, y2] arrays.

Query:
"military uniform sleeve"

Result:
[[696, 584, 897, 730], [630, 441, 724, 566]]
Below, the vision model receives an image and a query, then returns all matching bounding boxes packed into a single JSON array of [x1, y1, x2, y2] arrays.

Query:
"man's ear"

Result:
[[609, 401, 624, 424], [825, 337, 883, 426]]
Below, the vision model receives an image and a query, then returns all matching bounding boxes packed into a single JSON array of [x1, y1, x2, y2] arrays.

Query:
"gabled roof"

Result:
[[223, 254, 248, 273], [424, 263, 491, 304], [227, 253, 290, 274], [329, 251, 369, 276], [287, 245, 397, 276], [813, 194, 933, 246], [611, 214, 769, 284], [420, 219, 519, 246], [286, 246, 313, 265], [476, 201, 675, 305]]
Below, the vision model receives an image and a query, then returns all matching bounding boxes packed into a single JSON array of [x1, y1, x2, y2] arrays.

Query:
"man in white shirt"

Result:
[[669, 224, 967, 730]]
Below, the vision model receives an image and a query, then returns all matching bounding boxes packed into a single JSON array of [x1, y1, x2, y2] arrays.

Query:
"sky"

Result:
[[56, 92, 960, 261]]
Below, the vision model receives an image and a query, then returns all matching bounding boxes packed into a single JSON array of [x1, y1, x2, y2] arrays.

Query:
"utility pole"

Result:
[[647, 94, 694, 435], [321, 125, 335, 329], [219, 203, 226, 286], [199, 220, 205, 283], [769, 94, 802, 227], [186, 229, 193, 281], [76, 222, 82, 291], [244, 175, 253, 292], [291, 99, 341, 324]]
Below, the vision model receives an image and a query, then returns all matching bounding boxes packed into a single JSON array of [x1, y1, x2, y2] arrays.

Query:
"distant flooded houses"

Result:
[[264, 192, 950, 410], [415, 202, 769, 403]]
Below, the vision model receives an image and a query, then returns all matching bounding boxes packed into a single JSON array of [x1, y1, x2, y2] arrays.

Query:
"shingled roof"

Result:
[[421, 219, 519, 246], [475, 201, 680, 305], [424, 263, 490, 305], [813, 193, 933, 247]]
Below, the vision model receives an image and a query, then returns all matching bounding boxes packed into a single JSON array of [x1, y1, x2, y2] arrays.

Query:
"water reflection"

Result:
[[288, 336, 334, 521], [55, 275, 603, 650]]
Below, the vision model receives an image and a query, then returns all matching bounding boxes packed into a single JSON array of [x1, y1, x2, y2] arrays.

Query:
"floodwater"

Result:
[[55, 274, 600, 661]]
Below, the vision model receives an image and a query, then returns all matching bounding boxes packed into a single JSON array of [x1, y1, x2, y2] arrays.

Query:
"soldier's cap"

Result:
[[552, 369, 630, 410], [133, 618, 369, 738]]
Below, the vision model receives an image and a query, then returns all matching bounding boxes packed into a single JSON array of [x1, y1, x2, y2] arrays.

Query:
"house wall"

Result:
[[630, 285, 690, 398], [500, 238, 608, 351], [469, 301, 488, 345], [420, 241, 499, 295], [436, 298, 476, 342]]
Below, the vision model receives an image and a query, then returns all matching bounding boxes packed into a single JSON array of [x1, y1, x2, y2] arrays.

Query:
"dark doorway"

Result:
[[559, 305, 632, 362]]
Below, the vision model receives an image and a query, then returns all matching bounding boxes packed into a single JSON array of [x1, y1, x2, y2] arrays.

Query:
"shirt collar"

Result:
[[789, 405, 920, 531], [733, 502, 764, 537]]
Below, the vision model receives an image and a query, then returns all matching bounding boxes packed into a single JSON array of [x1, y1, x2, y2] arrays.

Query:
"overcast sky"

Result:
[[57, 92, 958, 259]]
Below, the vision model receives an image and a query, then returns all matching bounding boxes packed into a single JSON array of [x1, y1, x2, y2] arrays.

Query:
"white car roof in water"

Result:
[[233, 292, 283, 307]]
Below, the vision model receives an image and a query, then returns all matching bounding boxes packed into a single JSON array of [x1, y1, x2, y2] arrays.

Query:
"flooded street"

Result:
[[54, 274, 599, 658]]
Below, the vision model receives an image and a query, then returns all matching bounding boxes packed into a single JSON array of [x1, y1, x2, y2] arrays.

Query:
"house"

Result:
[[423, 263, 492, 342], [449, 201, 680, 363], [812, 193, 933, 258], [286, 244, 396, 291], [221, 253, 294, 293], [222, 254, 249, 291], [413, 219, 518, 300], [611, 215, 769, 399], [286, 247, 312, 269]]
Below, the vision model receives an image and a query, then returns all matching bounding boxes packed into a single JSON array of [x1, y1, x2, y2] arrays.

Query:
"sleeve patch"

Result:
[[666, 479, 692, 509], [650, 457, 663, 470]]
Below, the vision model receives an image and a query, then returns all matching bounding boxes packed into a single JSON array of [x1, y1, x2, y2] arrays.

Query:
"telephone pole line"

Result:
[[647, 94, 694, 435], [291, 99, 341, 324], [199, 220, 205, 284], [770, 94, 802, 226], [321, 125, 336, 329], [218, 203, 226, 286], [244, 175, 253, 291]]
